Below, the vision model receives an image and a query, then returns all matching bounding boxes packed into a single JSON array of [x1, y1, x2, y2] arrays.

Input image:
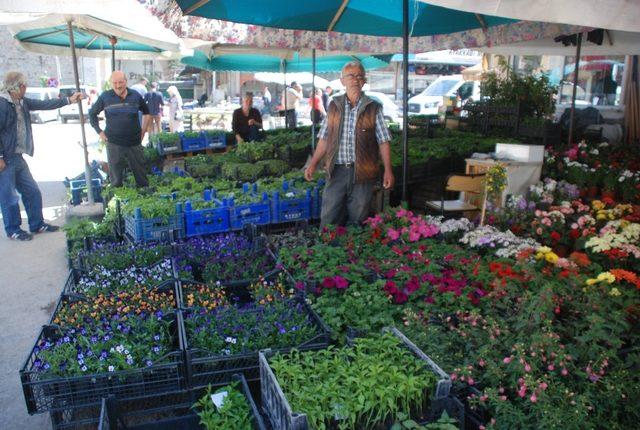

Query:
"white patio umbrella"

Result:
[[1, 0, 184, 202]]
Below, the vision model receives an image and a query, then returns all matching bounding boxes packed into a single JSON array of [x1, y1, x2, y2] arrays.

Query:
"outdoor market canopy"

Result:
[[174, 0, 515, 37], [421, 0, 640, 33], [181, 50, 389, 73]]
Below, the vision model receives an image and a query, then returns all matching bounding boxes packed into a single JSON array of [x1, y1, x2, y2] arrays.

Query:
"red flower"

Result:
[[383, 280, 398, 295], [569, 229, 581, 240], [334, 276, 349, 289], [550, 231, 562, 242], [322, 277, 336, 289]]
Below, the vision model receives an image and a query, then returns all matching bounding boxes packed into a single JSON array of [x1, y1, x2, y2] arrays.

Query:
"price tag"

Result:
[[210, 391, 228, 410]]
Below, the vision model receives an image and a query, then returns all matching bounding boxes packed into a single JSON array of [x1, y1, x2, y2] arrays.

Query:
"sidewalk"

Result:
[[0, 182, 69, 430]]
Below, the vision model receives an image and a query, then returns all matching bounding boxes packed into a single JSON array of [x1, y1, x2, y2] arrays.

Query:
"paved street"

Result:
[[0, 120, 106, 430]]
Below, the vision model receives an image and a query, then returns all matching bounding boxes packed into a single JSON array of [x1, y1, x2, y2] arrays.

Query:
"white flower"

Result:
[[108, 365, 115, 372]]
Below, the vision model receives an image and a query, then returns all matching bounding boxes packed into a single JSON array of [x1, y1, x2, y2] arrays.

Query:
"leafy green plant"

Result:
[[269, 332, 436, 429], [193, 383, 254, 430], [481, 58, 557, 119]]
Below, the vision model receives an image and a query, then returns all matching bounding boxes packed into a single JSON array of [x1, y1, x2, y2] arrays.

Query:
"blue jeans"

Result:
[[0, 154, 44, 236]]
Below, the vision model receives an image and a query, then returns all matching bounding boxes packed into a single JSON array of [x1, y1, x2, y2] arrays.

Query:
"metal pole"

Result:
[[311, 48, 316, 150], [568, 32, 582, 145], [68, 20, 94, 204], [401, 0, 409, 202], [109, 36, 117, 72], [283, 60, 288, 129]]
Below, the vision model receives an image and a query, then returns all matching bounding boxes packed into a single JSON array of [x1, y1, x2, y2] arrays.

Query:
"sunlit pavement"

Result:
[[0, 121, 106, 430]]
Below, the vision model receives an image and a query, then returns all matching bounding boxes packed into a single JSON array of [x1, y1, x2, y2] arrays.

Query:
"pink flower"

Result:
[[335, 226, 347, 236], [503, 356, 512, 364], [547, 364, 555, 371], [387, 228, 401, 241], [478, 359, 486, 367], [295, 281, 305, 291], [524, 363, 532, 373], [561, 368, 568, 376], [530, 394, 538, 403], [322, 277, 336, 289], [334, 276, 349, 289], [395, 207, 409, 218], [518, 386, 527, 397]]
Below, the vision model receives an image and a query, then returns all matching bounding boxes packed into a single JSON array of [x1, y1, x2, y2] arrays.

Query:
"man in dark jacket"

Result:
[[304, 61, 394, 226], [144, 82, 164, 135], [89, 70, 150, 188], [0, 71, 82, 241]]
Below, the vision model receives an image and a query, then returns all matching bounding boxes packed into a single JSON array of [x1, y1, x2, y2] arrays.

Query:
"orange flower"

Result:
[[610, 269, 640, 289], [569, 252, 591, 268]]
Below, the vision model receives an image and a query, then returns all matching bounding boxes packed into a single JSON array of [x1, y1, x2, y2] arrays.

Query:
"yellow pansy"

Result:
[[537, 246, 552, 254], [586, 278, 598, 286]]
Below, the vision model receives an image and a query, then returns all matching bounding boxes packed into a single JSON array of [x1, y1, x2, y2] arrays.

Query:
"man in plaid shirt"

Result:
[[305, 61, 394, 226]]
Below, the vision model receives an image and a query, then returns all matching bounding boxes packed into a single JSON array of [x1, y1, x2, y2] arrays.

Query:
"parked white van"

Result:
[[58, 85, 93, 123], [25, 88, 60, 123], [408, 75, 480, 116]]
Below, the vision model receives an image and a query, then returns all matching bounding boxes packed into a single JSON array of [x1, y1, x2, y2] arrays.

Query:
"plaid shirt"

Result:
[[318, 95, 391, 164]]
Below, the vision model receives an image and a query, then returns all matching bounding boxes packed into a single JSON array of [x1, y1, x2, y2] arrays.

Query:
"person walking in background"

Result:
[[130, 77, 148, 98], [167, 85, 184, 132], [310, 87, 326, 126], [89, 70, 150, 188], [0, 71, 83, 240], [322, 85, 333, 112], [232, 92, 263, 144], [144, 82, 164, 136], [283, 81, 302, 128], [262, 85, 272, 116], [304, 61, 394, 227]]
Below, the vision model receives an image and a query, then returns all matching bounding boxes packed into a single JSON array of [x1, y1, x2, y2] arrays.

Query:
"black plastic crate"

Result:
[[183, 300, 331, 389], [21, 313, 186, 414], [98, 374, 266, 430], [259, 326, 453, 430], [61, 260, 177, 296]]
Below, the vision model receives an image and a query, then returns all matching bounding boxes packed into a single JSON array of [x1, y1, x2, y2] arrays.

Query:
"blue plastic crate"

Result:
[[155, 137, 182, 156], [310, 185, 323, 219], [180, 133, 207, 152], [203, 132, 227, 149], [124, 203, 185, 242], [69, 179, 103, 205], [184, 190, 231, 237], [271, 181, 312, 224], [228, 186, 271, 229]]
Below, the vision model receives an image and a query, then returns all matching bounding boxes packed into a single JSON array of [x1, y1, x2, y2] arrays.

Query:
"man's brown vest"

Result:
[[323, 93, 384, 183]]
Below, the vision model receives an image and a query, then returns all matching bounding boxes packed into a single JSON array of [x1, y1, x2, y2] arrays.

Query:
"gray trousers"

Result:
[[106, 142, 149, 187], [320, 165, 373, 227]]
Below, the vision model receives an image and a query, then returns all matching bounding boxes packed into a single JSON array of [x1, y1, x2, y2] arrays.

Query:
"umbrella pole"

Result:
[[401, 0, 409, 203], [67, 20, 94, 204], [283, 61, 288, 129], [312, 48, 316, 150], [109, 36, 117, 72], [568, 32, 582, 145]]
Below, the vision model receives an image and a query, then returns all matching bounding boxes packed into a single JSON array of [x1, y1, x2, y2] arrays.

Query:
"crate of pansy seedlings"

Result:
[[76, 240, 174, 272], [20, 283, 185, 414], [175, 236, 281, 301], [62, 259, 176, 296], [180, 277, 331, 389]]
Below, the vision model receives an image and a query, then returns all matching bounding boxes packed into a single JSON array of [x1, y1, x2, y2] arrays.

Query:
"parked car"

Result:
[[408, 75, 480, 116], [331, 90, 402, 124], [25, 88, 60, 123], [57, 85, 93, 123]]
